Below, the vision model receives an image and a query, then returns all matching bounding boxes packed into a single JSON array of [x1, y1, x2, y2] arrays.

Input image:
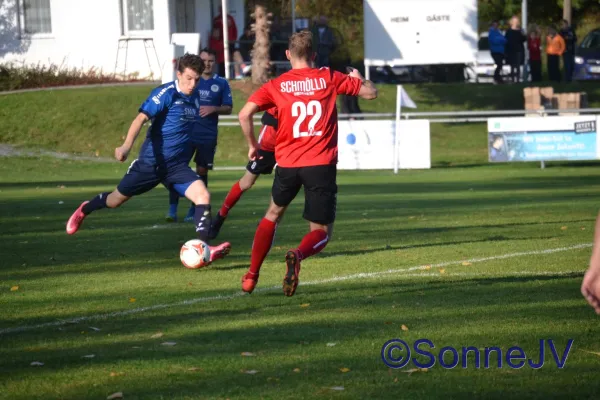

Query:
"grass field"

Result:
[[2, 81, 600, 166], [2, 81, 600, 398], [1, 155, 600, 399]]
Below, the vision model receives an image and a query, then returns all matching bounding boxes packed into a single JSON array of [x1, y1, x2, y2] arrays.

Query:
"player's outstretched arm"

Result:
[[115, 113, 149, 162], [358, 79, 378, 100], [348, 68, 378, 100], [238, 102, 260, 160], [582, 212, 600, 314]]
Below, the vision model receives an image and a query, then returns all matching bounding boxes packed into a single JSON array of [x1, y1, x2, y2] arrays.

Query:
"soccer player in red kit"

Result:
[[237, 31, 378, 296]]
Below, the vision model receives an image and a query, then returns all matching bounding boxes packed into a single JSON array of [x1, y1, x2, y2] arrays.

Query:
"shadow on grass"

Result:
[[0, 272, 598, 399]]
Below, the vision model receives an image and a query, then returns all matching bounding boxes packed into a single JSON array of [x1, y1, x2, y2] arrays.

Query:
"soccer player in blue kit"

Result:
[[166, 48, 233, 222], [66, 53, 231, 264]]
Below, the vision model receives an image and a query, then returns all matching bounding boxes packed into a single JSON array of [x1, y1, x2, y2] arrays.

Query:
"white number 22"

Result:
[[291, 100, 323, 138]]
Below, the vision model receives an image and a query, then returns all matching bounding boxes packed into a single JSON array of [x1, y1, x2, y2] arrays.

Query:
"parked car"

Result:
[[574, 28, 600, 81], [467, 32, 512, 83]]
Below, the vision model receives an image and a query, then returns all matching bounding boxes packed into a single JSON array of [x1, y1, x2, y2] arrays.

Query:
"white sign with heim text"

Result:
[[364, 0, 478, 67]]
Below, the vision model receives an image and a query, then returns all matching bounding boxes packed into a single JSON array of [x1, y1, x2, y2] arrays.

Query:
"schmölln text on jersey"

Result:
[[280, 78, 328, 96]]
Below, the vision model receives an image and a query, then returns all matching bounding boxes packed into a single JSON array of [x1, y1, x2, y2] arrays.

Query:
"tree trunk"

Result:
[[251, 5, 271, 85], [563, 0, 572, 24]]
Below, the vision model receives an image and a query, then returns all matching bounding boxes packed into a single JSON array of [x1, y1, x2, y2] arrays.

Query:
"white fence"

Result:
[[217, 108, 600, 126]]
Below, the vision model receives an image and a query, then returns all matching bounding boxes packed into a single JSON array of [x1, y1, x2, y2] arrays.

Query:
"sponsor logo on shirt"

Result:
[[152, 84, 174, 105], [182, 107, 196, 120]]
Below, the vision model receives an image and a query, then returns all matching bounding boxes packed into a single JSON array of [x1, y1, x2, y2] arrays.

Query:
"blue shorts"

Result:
[[191, 141, 217, 170], [117, 159, 200, 197]]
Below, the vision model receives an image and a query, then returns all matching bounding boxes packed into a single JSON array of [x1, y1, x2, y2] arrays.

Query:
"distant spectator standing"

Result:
[[504, 16, 526, 83], [488, 20, 507, 84], [547, 26, 566, 82], [209, 27, 225, 77], [233, 24, 254, 79], [311, 16, 336, 68], [212, 6, 238, 50], [528, 27, 542, 82], [212, 6, 238, 76], [340, 61, 362, 118], [559, 19, 578, 82]]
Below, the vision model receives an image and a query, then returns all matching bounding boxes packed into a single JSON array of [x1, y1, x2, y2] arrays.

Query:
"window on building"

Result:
[[125, 0, 154, 33], [23, 0, 52, 35]]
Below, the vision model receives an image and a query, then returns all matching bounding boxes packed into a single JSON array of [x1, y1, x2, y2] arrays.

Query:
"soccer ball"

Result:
[[180, 239, 211, 269]]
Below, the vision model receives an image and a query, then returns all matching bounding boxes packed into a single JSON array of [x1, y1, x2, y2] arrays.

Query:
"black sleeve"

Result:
[[261, 111, 278, 129]]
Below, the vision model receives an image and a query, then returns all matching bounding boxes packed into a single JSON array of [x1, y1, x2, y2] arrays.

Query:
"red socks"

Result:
[[249, 224, 328, 275], [297, 229, 329, 260], [249, 218, 277, 275], [219, 181, 244, 217]]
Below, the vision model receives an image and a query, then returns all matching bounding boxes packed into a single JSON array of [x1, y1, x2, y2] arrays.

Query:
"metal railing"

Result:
[[217, 108, 600, 126]]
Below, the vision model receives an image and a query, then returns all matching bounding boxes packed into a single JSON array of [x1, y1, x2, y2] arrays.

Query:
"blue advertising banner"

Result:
[[488, 116, 599, 162]]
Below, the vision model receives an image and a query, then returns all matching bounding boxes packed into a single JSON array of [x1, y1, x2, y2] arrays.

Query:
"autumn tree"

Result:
[[251, 4, 272, 85]]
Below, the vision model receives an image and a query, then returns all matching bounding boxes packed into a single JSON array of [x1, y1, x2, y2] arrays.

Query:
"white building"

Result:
[[0, 0, 245, 80]]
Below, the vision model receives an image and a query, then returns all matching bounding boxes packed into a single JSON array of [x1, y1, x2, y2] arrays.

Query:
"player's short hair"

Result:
[[200, 48, 217, 58], [288, 30, 313, 60], [177, 53, 205, 75]]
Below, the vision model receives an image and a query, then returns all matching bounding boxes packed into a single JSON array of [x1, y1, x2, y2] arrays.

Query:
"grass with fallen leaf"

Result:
[[1, 156, 600, 399]]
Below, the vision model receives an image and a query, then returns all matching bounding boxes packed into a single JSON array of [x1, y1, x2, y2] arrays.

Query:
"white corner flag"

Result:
[[399, 86, 417, 109], [394, 85, 417, 174]]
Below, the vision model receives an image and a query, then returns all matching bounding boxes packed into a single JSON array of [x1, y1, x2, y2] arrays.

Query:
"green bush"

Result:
[[0, 61, 148, 92]]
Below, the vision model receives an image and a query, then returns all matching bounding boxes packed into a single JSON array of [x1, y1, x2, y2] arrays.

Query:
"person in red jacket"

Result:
[[528, 28, 542, 82], [212, 6, 238, 75], [209, 27, 225, 76]]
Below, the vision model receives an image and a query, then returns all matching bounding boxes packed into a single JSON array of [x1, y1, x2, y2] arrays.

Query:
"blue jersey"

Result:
[[137, 81, 199, 167], [191, 74, 233, 144]]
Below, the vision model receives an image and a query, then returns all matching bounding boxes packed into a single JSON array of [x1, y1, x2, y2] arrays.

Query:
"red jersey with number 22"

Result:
[[248, 67, 362, 168]]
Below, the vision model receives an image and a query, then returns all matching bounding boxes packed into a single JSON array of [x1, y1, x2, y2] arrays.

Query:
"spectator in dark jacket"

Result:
[[233, 24, 254, 79], [528, 27, 542, 82], [560, 19, 578, 82], [488, 21, 507, 84], [311, 16, 337, 67], [505, 16, 527, 83]]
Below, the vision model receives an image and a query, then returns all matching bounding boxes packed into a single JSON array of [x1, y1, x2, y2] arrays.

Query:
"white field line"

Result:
[[0, 243, 591, 336]]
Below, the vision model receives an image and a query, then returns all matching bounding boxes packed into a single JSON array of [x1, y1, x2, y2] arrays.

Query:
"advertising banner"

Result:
[[488, 116, 599, 162], [338, 120, 431, 170]]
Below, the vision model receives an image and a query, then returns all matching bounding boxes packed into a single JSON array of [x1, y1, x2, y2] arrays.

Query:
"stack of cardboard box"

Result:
[[523, 87, 587, 117]]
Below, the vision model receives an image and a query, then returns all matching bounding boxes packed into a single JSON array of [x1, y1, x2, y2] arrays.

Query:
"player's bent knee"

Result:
[[265, 202, 286, 222], [239, 171, 258, 191], [184, 180, 210, 205], [107, 190, 130, 208]]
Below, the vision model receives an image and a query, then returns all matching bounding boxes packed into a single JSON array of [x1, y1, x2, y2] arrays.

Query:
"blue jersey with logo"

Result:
[[137, 81, 199, 167], [191, 74, 233, 144]]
